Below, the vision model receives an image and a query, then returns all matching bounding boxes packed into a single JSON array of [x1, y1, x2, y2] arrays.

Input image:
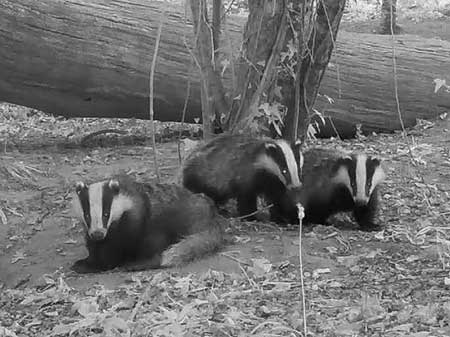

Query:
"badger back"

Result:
[[182, 134, 269, 190], [332, 153, 385, 205]]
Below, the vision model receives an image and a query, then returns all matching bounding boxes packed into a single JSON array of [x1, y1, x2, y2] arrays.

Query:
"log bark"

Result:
[[0, 0, 449, 138]]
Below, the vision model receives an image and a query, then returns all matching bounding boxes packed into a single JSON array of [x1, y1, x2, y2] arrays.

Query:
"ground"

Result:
[[1, 4, 450, 337], [0, 106, 449, 336]]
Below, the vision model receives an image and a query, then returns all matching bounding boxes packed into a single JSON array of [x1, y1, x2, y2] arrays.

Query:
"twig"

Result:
[[149, 15, 165, 182], [212, 0, 222, 58], [296, 203, 307, 336], [239, 263, 260, 291], [389, 4, 408, 145], [220, 252, 251, 266], [165, 291, 184, 308], [178, 3, 193, 166], [250, 320, 302, 335], [177, 64, 192, 165], [231, 203, 273, 221], [388, 3, 437, 215]]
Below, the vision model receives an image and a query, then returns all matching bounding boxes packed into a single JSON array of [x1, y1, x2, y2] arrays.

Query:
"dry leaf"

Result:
[[248, 258, 272, 277]]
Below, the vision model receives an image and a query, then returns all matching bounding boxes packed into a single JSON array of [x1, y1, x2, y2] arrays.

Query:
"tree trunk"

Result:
[[0, 0, 448, 138], [227, 0, 288, 135], [189, 0, 229, 139], [379, 0, 401, 35], [281, 0, 346, 142]]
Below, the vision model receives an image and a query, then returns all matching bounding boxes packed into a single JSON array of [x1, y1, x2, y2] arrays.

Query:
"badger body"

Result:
[[281, 147, 386, 231], [71, 176, 224, 273], [142, 183, 225, 267], [182, 134, 303, 221]]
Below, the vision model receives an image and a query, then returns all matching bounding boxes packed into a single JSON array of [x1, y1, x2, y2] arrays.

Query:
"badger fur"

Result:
[[280, 147, 386, 231], [142, 183, 226, 268], [181, 134, 303, 222], [71, 175, 225, 273]]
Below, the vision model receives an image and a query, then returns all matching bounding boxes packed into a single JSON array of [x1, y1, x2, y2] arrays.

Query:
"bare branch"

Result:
[[149, 15, 165, 182]]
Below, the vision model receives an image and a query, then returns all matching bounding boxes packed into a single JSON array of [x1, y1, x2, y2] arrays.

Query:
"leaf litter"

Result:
[[0, 104, 450, 336]]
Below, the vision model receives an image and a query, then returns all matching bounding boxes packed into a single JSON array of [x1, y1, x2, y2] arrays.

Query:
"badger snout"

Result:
[[286, 182, 303, 190], [89, 229, 107, 241], [354, 198, 369, 207], [287, 186, 302, 199], [283, 186, 304, 207]]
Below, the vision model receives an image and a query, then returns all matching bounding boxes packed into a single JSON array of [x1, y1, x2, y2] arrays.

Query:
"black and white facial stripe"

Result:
[[332, 153, 385, 205], [73, 179, 134, 240], [255, 139, 303, 189]]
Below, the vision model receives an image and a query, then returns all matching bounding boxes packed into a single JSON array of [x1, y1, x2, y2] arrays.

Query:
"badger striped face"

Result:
[[72, 179, 134, 241], [332, 154, 385, 205], [255, 139, 303, 188]]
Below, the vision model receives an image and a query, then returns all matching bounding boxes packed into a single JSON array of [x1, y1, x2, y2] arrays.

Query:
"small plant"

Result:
[[434, 78, 450, 93]]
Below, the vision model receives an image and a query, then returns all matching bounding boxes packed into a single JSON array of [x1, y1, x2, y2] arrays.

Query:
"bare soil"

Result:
[[0, 115, 448, 288]]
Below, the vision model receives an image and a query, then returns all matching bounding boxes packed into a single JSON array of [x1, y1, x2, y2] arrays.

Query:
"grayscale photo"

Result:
[[0, 0, 449, 336]]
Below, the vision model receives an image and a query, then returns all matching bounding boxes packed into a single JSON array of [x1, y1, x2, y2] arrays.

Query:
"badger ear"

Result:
[[264, 142, 278, 151], [332, 156, 352, 174], [370, 157, 381, 166], [109, 179, 120, 192], [293, 139, 302, 147], [337, 156, 352, 165], [75, 181, 86, 194]]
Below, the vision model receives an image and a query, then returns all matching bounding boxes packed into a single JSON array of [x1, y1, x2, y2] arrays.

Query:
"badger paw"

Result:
[[71, 259, 98, 274], [121, 255, 162, 272]]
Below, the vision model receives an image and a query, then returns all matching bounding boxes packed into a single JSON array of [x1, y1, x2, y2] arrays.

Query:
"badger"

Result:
[[280, 147, 386, 231], [71, 175, 225, 273], [181, 134, 303, 222]]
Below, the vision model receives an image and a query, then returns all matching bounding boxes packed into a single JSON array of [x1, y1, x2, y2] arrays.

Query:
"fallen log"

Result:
[[0, 0, 449, 137]]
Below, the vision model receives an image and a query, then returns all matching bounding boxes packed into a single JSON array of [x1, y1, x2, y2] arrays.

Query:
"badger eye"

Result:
[[103, 212, 109, 219], [282, 169, 288, 175]]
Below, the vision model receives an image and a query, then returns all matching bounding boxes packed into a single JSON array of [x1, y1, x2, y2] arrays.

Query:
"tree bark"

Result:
[[227, 0, 288, 134], [379, 0, 401, 35], [189, 0, 229, 139], [0, 0, 448, 138], [281, 0, 346, 142]]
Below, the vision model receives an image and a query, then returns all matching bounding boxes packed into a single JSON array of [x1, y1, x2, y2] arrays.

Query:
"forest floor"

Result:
[[0, 108, 449, 337], [1, 7, 450, 337]]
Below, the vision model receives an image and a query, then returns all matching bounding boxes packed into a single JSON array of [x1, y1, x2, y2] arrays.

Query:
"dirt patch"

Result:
[[0, 117, 449, 291]]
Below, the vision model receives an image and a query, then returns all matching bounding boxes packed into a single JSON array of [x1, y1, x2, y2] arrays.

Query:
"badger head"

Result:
[[332, 153, 386, 206], [72, 178, 134, 241], [255, 139, 304, 189]]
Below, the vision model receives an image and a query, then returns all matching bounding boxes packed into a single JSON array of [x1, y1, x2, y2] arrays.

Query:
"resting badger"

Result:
[[71, 175, 225, 273], [181, 134, 303, 222], [278, 147, 386, 231]]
